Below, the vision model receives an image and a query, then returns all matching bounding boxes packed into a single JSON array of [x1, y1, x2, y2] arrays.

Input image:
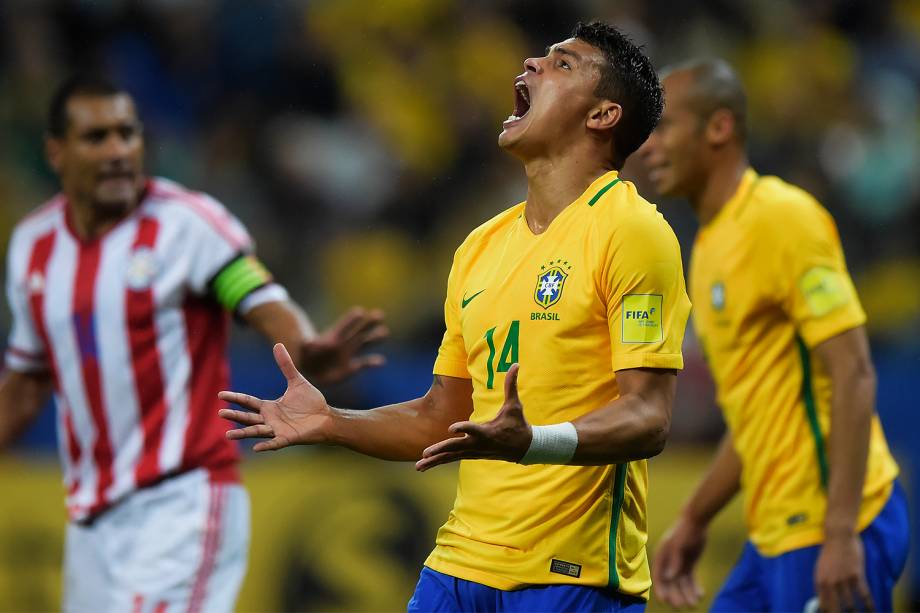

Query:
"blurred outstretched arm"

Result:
[[0, 369, 54, 450], [243, 301, 389, 385], [652, 432, 742, 609]]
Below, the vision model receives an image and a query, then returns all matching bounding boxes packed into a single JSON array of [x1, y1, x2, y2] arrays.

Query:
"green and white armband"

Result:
[[211, 255, 276, 312], [519, 422, 579, 465]]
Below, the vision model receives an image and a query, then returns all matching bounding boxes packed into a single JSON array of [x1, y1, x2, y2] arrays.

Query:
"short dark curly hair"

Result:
[[573, 21, 663, 167]]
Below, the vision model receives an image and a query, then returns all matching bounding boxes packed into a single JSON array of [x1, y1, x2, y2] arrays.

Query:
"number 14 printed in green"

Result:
[[484, 320, 519, 389]]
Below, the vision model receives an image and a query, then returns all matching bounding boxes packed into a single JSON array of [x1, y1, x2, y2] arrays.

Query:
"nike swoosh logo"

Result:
[[461, 289, 485, 308]]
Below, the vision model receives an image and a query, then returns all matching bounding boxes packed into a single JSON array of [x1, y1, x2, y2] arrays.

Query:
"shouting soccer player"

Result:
[[639, 59, 908, 612], [0, 75, 388, 612], [220, 22, 690, 612]]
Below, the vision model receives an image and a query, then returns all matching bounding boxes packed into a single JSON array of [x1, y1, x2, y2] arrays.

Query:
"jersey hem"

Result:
[[751, 477, 896, 556], [5, 350, 50, 373], [236, 282, 288, 316], [611, 353, 683, 372], [798, 312, 867, 349], [423, 558, 649, 600], [425, 558, 524, 591]]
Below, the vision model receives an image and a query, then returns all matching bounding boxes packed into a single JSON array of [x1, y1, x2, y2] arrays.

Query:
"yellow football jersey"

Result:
[[427, 171, 691, 599], [690, 168, 899, 556]]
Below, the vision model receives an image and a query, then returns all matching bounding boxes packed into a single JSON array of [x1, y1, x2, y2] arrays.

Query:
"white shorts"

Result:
[[63, 468, 250, 613]]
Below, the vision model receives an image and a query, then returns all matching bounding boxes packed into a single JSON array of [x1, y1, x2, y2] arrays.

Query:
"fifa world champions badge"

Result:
[[534, 259, 571, 309]]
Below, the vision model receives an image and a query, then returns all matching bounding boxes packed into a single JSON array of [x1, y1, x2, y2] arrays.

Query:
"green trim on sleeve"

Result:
[[608, 463, 628, 589], [796, 336, 830, 489], [212, 255, 272, 311]]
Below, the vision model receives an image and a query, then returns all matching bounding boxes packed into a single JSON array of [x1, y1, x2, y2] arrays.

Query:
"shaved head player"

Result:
[[221, 22, 690, 613], [640, 59, 907, 613]]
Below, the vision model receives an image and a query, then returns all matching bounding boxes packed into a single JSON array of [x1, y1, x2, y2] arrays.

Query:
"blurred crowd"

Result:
[[1, 0, 919, 437], [1, 0, 919, 606]]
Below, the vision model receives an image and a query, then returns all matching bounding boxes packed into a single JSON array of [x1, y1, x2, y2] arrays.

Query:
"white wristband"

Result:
[[519, 422, 578, 465]]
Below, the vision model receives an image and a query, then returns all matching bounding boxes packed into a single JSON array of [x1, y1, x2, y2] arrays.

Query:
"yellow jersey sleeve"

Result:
[[603, 212, 691, 372], [433, 244, 472, 378], [778, 200, 866, 348]]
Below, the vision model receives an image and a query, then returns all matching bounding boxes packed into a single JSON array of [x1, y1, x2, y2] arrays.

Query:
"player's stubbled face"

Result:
[[639, 72, 707, 198], [499, 38, 606, 156], [53, 94, 145, 213]]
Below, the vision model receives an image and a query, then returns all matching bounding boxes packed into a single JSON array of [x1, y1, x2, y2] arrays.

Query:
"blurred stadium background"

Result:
[[0, 0, 918, 611]]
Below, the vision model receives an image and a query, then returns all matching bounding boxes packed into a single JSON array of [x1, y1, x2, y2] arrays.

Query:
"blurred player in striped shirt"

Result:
[[0, 75, 388, 613]]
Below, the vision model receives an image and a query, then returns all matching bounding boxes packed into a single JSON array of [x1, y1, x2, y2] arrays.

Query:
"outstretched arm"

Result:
[[652, 432, 741, 609], [243, 301, 389, 385], [0, 369, 54, 450], [570, 366, 676, 463], [219, 343, 473, 460], [415, 365, 677, 471]]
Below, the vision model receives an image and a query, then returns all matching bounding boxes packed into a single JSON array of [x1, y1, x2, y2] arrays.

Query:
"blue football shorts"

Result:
[[407, 567, 646, 613], [711, 480, 909, 612]]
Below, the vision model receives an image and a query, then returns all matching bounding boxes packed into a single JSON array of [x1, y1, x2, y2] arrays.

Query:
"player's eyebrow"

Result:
[[545, 44, 582, 63]]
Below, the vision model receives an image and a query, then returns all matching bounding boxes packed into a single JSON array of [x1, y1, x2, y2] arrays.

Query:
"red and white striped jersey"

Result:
[[4, 177, 262, 521]]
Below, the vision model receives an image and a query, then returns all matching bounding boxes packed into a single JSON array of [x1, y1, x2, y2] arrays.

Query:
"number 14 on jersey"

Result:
[[484, 321, 519, 389]]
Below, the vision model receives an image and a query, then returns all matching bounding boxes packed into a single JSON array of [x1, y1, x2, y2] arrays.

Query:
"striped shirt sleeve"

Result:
[[181, 194, 255, 295], [4, 230, 49, 372]]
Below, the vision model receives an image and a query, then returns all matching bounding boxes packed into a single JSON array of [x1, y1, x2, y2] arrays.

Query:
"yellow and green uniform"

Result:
[[690, 168, 899, 556], [427, 171, 691, 599]]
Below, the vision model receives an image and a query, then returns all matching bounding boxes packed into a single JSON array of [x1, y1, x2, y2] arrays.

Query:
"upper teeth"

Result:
[[516, 82, 529, 104]]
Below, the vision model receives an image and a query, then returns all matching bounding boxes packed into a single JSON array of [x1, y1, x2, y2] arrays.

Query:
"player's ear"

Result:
[[705, 108, 736, 146], [587, 100, 622, 131], [45, 135, 63, 173]]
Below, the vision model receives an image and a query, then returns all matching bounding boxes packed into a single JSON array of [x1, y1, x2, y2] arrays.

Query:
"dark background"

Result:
[[1, 0, 917, 610]]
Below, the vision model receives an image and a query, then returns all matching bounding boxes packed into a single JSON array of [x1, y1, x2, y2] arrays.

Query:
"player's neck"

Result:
[[693, 155, 749, 226], [522, 155, 614, 234], [67, 197, 137, 241]]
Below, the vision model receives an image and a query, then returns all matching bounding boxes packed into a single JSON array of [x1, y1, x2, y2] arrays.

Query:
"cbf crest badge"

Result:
[[534, 259, 571, 309], [711, 281, 725, 311]]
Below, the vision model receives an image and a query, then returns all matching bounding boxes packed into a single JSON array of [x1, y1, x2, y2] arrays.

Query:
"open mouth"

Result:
[[505, 80, 531, 125]]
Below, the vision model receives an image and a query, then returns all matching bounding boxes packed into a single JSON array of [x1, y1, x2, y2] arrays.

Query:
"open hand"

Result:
[[815, 533, 874, 612], [299, 307, 389, 384], [415, 363, 531, 471], [218, 343, 333, 451], [652, 516, 707, 609]]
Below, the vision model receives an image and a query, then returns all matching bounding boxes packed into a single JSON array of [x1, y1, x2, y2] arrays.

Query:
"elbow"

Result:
[[844, 354, 877, 414], [639, 411, 671, 459], [859, 359, 877, 395]]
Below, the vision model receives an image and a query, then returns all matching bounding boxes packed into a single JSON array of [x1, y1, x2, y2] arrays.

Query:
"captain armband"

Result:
[[211, 255, 275, 312], [519, 422, 579, 465]]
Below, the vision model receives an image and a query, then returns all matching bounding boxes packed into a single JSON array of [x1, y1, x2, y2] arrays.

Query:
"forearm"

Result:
[[0, 369, 54, 450], [245, 300, 316, 353], [823, 369, 874, 537], [811, 327, 876, 538], [571, 392, 671, 464], [681, 432, 742, 526], [326, 375, 474, 462], [328, 395, 452, 461]]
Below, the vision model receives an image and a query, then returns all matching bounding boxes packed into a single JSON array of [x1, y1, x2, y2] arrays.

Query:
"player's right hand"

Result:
[[652, 516, 707, 609], [218, 343, 333, 451]]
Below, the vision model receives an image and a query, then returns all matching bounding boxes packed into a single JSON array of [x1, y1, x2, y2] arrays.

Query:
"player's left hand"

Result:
[[416, 363, 531, 472], [298, 307, 389, 384], [814, 532, 874, 612]]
